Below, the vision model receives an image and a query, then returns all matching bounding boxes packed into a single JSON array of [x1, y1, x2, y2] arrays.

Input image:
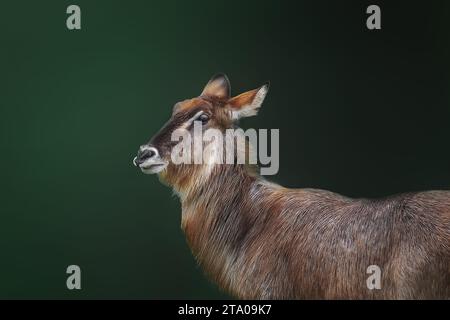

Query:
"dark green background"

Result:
[[1, 0, 449, 298]]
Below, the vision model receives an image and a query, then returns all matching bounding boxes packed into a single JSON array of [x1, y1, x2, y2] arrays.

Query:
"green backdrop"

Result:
[[1, 0, 449, 298]]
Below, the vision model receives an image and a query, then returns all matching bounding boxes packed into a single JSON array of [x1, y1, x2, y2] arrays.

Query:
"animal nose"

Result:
[[133, 146, 159, 166]]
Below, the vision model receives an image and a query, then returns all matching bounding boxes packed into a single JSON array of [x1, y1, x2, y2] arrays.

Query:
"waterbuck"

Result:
[[133, 74, 450, 299]]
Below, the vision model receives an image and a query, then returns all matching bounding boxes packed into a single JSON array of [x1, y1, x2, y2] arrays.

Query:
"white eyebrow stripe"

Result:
[[180, 110, 204, 129]]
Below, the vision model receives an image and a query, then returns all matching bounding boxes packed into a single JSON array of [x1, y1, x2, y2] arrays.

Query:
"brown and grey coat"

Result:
[[134, 74, 450, 299]]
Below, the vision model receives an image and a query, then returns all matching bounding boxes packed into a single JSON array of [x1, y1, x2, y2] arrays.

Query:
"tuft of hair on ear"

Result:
[[227, 82, 269, 120], [201, 73, 231, 100]]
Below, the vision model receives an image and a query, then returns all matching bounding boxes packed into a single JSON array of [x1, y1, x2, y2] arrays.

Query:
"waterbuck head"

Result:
[[133, 74, 269, 189]]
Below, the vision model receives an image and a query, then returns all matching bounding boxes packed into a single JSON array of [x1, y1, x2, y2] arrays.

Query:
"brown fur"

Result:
[[228, 88, 260, 109], [140, 75, 450, 299], [163, 163, 450, 299]]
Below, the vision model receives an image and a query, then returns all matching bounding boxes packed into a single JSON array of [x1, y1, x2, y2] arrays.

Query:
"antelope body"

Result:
[[134, 74, 450, 299]]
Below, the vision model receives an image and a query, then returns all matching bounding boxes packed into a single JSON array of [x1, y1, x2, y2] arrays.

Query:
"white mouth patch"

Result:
[[139, 161, 167, 174], [133, 146, 168, 174]]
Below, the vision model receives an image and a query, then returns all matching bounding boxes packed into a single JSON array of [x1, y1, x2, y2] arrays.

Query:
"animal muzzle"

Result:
[[133, 146, 158, 166], [133, 145, 167, 174]]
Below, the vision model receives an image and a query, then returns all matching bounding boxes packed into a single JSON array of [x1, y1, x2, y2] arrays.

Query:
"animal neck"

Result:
[[161, 162, 264, 288]]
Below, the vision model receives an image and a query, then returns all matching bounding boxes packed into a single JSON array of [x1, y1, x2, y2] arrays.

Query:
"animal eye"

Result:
[[199, 113, 209, 124]]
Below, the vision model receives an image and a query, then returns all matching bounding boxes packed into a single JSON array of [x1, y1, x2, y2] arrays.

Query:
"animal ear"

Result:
[[201, 73, 231, 100], [227, 82, 269, 120]]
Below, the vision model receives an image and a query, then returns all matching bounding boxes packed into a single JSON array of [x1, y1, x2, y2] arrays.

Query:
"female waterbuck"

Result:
[[133, 74, 450, 299]]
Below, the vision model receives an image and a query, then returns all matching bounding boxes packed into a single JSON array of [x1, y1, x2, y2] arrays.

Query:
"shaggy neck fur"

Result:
[[160, 161, 270, 296], [158, 158, 450, 299]]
